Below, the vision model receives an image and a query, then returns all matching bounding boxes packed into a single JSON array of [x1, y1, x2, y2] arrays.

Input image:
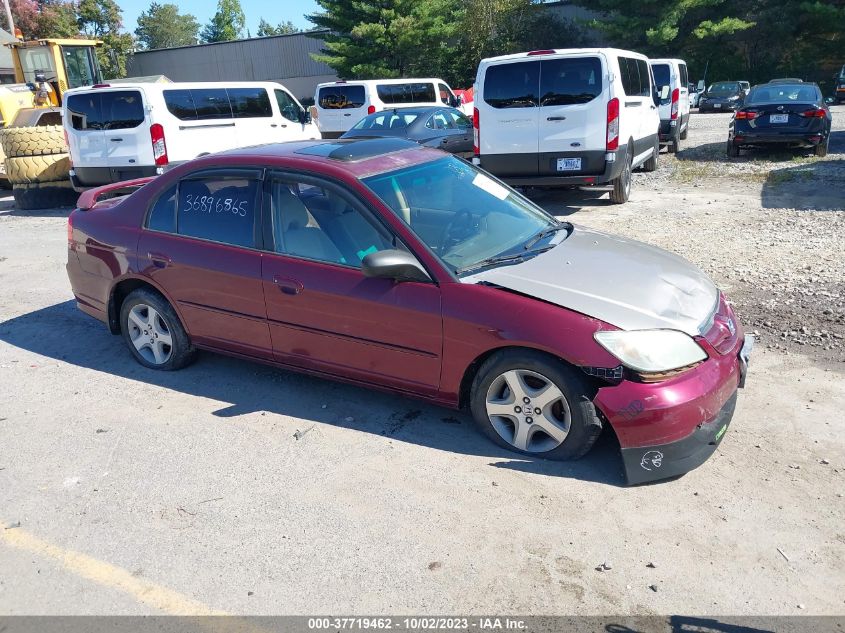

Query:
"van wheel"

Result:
[[668, 133, 680, 154], [120, 288, 196, 370], [642, 138, 659, 172], [609, 149, 632, 204]]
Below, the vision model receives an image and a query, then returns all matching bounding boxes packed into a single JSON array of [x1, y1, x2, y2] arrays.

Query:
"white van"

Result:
[[63, 81, 320, 190], [473, 48, 660, 203], [649, 59, 691, 153], [313, 78, 459, 138]]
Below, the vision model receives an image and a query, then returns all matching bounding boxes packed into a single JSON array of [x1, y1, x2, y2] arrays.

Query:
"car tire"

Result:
[[814, 137, 829, 157], [120, 288, 196, 371], [469, 349, 603, 461], [12, 182, 78, 210], [642, 138, 659, 172], [668, 132, 680, 154], [609, 148, 632, 204], [0, 125, 67, 158], [726, 140, 740, 158]]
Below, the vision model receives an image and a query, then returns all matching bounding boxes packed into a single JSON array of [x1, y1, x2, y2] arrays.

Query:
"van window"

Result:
[[541, 57, 602, 106], [651, 63, 671, 89], [318, 85, 365, 109], [678, 64, 689, 86], [274, 89, 302, 123], [376, 83, 436, 104], [438, 83, 453, 104], [146, 185, 177, 233], [636, 59, 652, 95], [193, 89, 232, 120], [66, 90, 143, 130], [177, 175, 259, 248], [228, 87, 272, 118], [164, 90, 197, 120], [483, 61, 540, 108]]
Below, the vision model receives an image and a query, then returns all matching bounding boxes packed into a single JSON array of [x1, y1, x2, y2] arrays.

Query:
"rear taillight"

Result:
[[527, 49, 556, 56], [606, 98, 619, 151], [670, 88, 680, 120], [367, 105, 376, 115], [473, 107, 479, 156], [150, 123, 168, 166], [735, 110, 759, 120], [799, 109, 826, 118]]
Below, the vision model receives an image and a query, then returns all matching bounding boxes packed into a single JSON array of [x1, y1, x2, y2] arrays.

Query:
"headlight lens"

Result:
[[594, 330, 708, 373]]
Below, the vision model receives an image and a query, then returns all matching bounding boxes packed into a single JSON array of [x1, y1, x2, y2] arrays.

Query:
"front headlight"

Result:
[[594, 330, 708, 373]]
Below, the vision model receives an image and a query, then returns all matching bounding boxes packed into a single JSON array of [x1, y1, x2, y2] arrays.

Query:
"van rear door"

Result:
[[477, 60, 540, 176], [100, 89, 153, 178], [316, 84, 367, 136], [65, 91, 106, 173], [651, 62, 673, 120], [537, 55, 606, 177]]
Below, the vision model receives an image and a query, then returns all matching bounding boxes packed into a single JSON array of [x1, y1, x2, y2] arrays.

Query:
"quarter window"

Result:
[[176, 174, 259, 248], [483, 61, 540, 109], [268, 177, 392, 266], [146, 185, 177, 233]]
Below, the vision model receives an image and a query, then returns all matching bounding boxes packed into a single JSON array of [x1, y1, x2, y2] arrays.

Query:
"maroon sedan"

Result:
[[67, 138, 752, 484]]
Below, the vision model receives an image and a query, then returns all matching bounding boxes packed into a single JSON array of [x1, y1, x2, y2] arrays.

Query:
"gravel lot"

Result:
[[1, 108, 843, 617]]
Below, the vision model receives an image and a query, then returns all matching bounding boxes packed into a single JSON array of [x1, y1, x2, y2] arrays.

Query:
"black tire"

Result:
[[668, 131, 680, 154], [726, 139, 740, 158], [814, 137, 829, 157], [469, 349, 603, 461], [609, 147, 632, 204], [642, 137, 659, 172], [12, 184, 78, 210], [119, 288, 196, 371]]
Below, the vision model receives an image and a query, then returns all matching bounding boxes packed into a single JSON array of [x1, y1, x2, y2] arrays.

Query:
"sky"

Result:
[[120, 0, 321, 39]]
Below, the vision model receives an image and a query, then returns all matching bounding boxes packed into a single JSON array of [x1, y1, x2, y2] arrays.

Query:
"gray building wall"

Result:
[[126, 31, 339, 101]]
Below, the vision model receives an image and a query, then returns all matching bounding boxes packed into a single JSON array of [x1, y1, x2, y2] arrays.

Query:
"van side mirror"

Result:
[[299, 109, 312, 124], [362, 249, 431, 283]]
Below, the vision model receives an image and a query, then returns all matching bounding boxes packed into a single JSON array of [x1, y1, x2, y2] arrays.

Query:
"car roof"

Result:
[[63, 80, 295, 97], [215, 138, 445, 179], [480, 47, 648, 65], [649, 58, 686, 65], [317, 78, 448, 88]]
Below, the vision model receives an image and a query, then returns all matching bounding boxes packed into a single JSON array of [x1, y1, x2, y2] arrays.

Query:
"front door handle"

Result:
[[271, 124, 278, 128], [273, 276, 303, 295], [110, 137, 123, 142]]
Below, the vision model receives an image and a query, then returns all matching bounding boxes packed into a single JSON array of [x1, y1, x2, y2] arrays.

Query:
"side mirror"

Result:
[[362, 249, 431, 283], [299, 109, 312, 124], [659, 85, 671, 100]]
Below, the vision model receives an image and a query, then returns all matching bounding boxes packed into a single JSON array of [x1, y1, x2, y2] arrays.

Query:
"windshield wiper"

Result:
[[523, 222, 569, 250], [456, 245, 555, 275]]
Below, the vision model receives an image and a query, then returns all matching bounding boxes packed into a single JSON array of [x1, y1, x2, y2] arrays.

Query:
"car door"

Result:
[[260, 173, 443, 395], [636, 58, 660, 149], [138, 169, 272, 359], [161, 88, 237, 160], [273, 88, 312, 140], [537, 55, 606, 177], [677, 63, 690, 123], [65, 91, 107, 173], [444, 109, 474, 156]]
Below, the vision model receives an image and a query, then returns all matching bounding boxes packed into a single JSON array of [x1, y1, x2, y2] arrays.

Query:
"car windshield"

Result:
[[707, 83, 740, 96], [746, 84, 819, 104], [363, 157, 557, 274], [353, 111, 419, 130]]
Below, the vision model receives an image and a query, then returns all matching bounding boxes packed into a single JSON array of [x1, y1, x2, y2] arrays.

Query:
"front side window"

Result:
[[176, 174, 259, 248], [363, 157, 554, 274], [100, 91, 144, 129], [274, 89, 303, 123], [376, 83, 437, 104], [542, 57, 603, 105], [268, 178, 393, 266], [229, 88, 272, 118], [651, 63, 671, 89], [425, 111, 453, 130], [448, 110, 472, 128], [318, 85, 366, 109], [484, 61, 539, 108]]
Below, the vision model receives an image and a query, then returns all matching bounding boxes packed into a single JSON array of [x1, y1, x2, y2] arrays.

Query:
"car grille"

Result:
[[702, 294, 740, 355]]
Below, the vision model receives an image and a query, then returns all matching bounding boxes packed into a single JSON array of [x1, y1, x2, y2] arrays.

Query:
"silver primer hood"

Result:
[[462, 226, 718, 336]]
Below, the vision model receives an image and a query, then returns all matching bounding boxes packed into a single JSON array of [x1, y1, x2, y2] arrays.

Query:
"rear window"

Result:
[[66, 90, 144, 130], [228, 87, 272, 118], [541, 57, 602, 105], [376, 83, 436, 104], [747, 84, 820, 104], [483, 61, 540, 109], [318, 85, 366, 109], [651, 63, 670, 88], [353, 112, 419, 130]]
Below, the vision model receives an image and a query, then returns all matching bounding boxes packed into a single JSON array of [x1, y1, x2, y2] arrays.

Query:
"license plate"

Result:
[[714, 103, 722, 108], [556, 157, 581, 171], [770, 114, 789, 124]]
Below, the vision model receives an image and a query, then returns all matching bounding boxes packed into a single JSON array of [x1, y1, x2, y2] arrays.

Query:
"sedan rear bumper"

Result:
[[733, 132, 826, 147]]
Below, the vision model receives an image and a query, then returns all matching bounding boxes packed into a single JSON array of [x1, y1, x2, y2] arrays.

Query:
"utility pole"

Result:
[[2, 0, 14, 39]]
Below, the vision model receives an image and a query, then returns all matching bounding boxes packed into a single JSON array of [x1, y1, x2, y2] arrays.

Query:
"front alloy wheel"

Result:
[[485, 369, 571, 453]]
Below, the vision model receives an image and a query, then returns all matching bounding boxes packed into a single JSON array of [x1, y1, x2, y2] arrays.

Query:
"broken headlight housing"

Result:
[[594, 329, 708, 374]]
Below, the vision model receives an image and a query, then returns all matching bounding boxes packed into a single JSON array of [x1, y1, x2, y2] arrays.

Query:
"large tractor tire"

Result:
[[5, 153, 71, 185], [0, 125, 67, 158], [12, 182, 78, 210]]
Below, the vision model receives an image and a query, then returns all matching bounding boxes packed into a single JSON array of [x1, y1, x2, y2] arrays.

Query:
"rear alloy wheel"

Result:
[[120, 288, 195, 370], [726, 139, 740, 158], [609, 149, 632, 204], [814, 136, 829, 157], [469, 350, 602, 460]]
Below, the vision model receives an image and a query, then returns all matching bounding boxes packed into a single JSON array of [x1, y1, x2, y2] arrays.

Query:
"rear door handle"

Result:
[[147, 252, 171, 268], [546, 116, 566, 121], [273, 276, 303, 295], [110, 137, 123, 142]]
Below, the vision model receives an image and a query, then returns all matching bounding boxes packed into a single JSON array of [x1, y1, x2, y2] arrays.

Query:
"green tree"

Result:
[[135, 2, 200, 49], [77, 0, 133, 78], [256, 18, 300, 36], [307, 0, 462, 80], [201, 0, 246, 43], [5, 0, 79, 38]]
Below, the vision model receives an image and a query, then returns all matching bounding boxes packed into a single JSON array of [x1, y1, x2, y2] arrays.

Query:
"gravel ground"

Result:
[[0, 109, 843, 617]]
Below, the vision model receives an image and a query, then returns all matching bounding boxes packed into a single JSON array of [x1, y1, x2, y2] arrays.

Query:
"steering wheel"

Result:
[[439, 208, 479, 254]]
